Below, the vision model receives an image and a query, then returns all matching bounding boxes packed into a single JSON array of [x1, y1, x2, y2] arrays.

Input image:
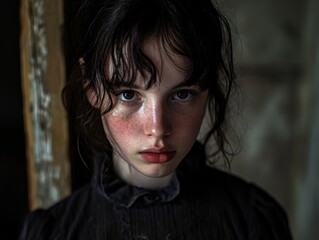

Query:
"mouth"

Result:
[[139, 148, 176, 163]]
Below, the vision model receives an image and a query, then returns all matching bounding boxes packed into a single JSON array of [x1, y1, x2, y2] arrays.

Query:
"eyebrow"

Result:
[[113, 78, 200, 91], [171, 78, 200, 89]]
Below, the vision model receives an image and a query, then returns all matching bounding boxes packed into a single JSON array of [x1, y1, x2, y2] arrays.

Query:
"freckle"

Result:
[[111, 108, 124, 118]]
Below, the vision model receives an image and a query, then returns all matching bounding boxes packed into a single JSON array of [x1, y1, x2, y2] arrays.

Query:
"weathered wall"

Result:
[[215, 0, 319, 239], [294, 0, 319, 238], [20, 0, 70, 209]]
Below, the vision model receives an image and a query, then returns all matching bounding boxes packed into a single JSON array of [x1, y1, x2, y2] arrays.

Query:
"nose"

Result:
[[143, 102, 172, 139]]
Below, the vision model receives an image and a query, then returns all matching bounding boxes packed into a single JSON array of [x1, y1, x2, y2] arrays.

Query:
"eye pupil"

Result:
[[177, 91, 189, 99], [123, 91, 134, 99]]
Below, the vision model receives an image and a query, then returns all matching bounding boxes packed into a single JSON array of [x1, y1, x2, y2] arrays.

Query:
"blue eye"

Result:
[[172, 90, 195, 101], [117, 90, 139, 102]]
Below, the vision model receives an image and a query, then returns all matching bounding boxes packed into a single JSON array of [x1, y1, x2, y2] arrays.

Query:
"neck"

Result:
[[113, 154, 174, 190]]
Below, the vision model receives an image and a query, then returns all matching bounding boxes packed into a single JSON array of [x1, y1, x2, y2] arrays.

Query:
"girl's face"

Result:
[[101, 39, 208, 185]]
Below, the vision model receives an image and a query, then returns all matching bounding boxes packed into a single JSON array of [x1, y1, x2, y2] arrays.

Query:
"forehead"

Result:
[[106, 37, 193, 88], [142, 37, 191, 75]]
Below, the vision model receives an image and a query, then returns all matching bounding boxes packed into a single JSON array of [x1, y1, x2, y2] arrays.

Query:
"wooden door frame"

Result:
[[20, 0, 70, 210]]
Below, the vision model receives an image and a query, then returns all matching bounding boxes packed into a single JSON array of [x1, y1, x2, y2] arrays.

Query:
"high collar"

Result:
[[92, 141, 205, 208]]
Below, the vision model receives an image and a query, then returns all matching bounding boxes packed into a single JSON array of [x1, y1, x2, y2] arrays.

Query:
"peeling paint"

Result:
[[28, 0, 61, 207]]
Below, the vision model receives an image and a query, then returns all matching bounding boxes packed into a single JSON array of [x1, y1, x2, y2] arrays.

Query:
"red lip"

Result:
[[139, 148, 176, 163]]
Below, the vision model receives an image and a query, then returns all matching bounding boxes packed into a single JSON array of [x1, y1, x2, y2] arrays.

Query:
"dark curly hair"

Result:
[[63, 0, 237, 166]]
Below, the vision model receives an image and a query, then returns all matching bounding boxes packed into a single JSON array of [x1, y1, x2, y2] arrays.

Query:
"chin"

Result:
[[140, 164, 176, 179]]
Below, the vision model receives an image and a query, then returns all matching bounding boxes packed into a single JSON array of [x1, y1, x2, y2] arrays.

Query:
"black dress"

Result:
[[19, 142, 292, 240]]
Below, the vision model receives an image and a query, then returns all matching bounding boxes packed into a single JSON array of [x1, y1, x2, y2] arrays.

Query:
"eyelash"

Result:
[[115, 89, 198, 104], [116, 90, 140, 103], [171, 90, 197, 102]]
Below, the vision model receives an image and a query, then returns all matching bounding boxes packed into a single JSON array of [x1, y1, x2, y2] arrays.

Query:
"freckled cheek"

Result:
[[102, 111, 142, 145]]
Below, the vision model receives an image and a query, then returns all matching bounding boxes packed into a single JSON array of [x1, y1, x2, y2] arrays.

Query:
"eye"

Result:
[[172, 90, 196, 101], [117, 90, 140, 102]]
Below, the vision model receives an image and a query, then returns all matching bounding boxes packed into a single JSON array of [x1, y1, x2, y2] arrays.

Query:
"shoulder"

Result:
[[178, 142, 292, 238], [19, 184, 95, 240], [200, 167, 293, 239], [244, 181, 292, 239], [19, 209, 59, 240]]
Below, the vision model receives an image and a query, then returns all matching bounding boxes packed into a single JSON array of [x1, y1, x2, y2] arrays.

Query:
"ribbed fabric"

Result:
[[19, 142, 292, 240]]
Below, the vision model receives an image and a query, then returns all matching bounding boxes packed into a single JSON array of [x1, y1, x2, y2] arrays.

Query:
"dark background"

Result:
[[0, 0, 28, 239]]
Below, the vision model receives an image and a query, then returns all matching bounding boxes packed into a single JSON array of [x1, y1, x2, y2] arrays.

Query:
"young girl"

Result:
[[20, 0, 292, 239]]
